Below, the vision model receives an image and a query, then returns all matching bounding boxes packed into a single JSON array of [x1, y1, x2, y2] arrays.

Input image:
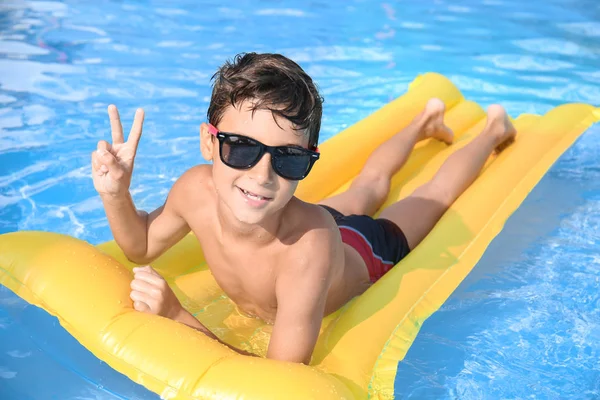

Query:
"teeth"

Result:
[[241, 188, 266, 200]]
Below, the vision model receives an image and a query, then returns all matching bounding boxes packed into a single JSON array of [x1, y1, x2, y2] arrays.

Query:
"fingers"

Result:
[[127, 108, 145, 152], [133, 265, 161, 278], [97, 140, 112, 153], [133, 265, 157, 274], [130, 276, 159, 295], [130, 270, 158, 314], [130, 266, 175, 317], [130, 290, 153, 312], [133, 266, 166, 287], [95, 141, 121, 175], [133, 271, 166, 288], [133, 300, 151, 313], [130, 289, 151, 303], [91, 151, 108, 175], [108, 104, 124, 145], [92, 140, 114, 175], [130, 274, 165, 315]]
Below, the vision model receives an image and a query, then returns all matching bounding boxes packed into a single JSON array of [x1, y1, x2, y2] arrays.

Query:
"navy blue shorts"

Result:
[[320, 205, 410, 282]]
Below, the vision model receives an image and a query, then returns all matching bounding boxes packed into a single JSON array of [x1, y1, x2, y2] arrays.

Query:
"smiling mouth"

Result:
[[238, 187, 273, 201]]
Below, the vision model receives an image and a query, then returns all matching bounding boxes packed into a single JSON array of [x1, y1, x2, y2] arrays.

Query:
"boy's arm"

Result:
[[131, 266, 256, 356], [172, 307, 255, 356], [92, 105, 193, 264], [267, 225, 344, 364], [102, 169, 195, 264]]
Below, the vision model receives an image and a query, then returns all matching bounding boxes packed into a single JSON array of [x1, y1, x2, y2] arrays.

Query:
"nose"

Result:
[[247, 152, 274, 185]]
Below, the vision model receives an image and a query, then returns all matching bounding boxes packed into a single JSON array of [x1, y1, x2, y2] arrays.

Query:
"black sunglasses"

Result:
[[208, 124, 320, 181]]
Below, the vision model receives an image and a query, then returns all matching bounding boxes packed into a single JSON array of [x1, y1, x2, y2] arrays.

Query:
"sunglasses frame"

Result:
[[207, 123, 320, 180]]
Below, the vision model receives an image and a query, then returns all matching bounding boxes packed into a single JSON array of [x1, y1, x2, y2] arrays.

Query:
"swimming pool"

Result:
[[1, 0, 599, 398]]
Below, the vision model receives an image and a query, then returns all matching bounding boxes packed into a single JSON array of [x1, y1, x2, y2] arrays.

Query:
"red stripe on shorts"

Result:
[[339, 226, 395, 283]]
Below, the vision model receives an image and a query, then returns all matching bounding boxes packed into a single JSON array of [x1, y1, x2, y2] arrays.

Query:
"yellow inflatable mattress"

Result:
[[0, 73, 598, 399]]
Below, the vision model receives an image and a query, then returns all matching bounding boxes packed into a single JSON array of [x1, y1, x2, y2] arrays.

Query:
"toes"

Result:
[[494, 136, 515, 154], [441, 125, 454, 145], [435, 110, 453, 144], [426, 98, 446, 116], [486, 104, 507, 124], [420, 98, 453, 144]]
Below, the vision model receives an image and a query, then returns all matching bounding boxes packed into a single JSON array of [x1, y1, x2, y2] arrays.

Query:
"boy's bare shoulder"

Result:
[[274, 200, 344, 308], [172, 164, 212, 190], [168, 165, 214, 209], [282, 199, 343, 268]]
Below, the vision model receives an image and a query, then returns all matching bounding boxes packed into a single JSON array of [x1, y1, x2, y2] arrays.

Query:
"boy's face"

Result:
[[201, 101, 308, 225]]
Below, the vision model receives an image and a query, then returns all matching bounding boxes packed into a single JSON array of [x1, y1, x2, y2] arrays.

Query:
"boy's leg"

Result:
[[319, 98, 453, 217], [379, 105, 517, 250]]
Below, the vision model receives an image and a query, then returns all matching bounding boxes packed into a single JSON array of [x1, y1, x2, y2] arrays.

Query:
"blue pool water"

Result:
[[1, 0, 599, 398]]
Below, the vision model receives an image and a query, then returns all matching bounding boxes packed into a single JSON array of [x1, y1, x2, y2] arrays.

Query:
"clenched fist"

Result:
[[130, 265, 183, 320]]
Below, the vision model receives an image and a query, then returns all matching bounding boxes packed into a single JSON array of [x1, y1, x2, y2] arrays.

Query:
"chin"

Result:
[[232, 206, 275, 225], [234, 212, 266, 225], [233, 201, 284, 226]]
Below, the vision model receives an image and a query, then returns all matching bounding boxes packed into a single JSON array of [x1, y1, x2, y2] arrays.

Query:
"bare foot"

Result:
[[484, 104, 517, 153], [419, 98, 454, 145]]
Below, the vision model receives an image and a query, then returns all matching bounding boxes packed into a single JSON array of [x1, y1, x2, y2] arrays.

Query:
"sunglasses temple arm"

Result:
[[207, 123, 218, 136]]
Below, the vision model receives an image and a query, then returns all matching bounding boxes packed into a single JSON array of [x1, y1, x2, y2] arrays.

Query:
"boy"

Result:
[[91, 53, 516, 364]]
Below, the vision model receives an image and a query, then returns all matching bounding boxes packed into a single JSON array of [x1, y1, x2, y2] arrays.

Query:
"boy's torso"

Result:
[[175, 166, 372, 323]]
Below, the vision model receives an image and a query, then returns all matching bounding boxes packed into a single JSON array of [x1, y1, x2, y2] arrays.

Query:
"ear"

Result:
[[200, 122, 215, 161]]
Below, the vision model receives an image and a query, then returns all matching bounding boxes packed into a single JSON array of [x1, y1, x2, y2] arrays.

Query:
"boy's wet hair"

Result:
[[207, 52, 323, 149]]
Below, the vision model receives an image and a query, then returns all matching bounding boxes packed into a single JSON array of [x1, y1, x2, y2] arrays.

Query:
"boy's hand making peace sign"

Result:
[[92, 105, 144, 197]]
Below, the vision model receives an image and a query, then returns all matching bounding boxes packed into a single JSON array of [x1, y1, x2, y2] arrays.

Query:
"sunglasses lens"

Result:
[[273, 147, 312, 180], [222, 135, 262, 168], [217, 132, 317, 180]]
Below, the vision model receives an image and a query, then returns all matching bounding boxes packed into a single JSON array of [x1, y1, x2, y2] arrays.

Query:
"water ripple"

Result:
[[1, 0, 600, 398], [254, 8, 311, 17], [0, 59, 87, 101], [513, 38, 598, 58], [559, 22, 600, 37], [476, 54, 575, 71]]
